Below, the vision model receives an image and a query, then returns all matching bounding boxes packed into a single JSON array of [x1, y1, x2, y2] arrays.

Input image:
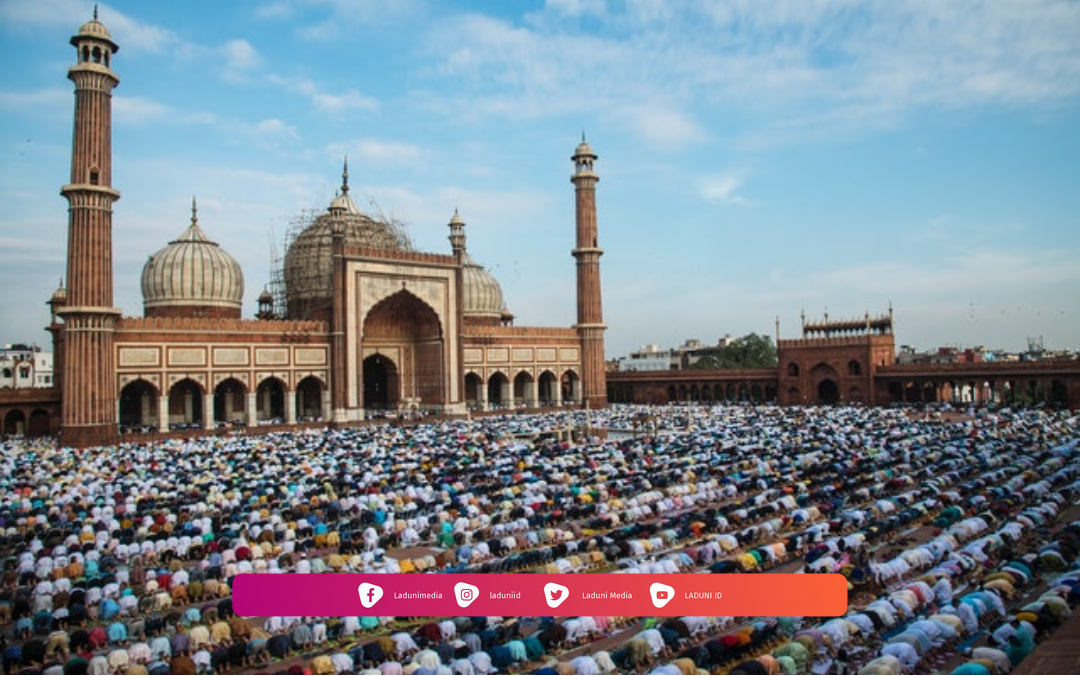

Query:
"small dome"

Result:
[[50, 281, 68, 304], [77, 18, 113, 41], [141, 203, 244, 317], [461, 252, 508, 320], [573, 133, 596, 159], [258, 288, 274, 305], [283, 165, 411, 317], [71, 10, 118, 53]]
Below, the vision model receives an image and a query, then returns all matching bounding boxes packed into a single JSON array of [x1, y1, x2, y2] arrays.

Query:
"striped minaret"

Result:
[[58, 9, 122, 448], [571, 136, 608, 409]]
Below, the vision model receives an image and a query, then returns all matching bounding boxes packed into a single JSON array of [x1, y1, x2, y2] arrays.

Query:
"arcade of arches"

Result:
[[608, 351, 1080, 409], [116, 375, 327, 431], [608, 369, 1079, 408], [464, 369, 579, 411]]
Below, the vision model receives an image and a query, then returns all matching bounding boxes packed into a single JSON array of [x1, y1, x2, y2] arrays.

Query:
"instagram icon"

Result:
[[454, 582, 479, 609]]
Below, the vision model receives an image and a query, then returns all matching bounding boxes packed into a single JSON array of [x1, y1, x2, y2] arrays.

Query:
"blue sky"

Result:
[[1, 0, 1078, 359]]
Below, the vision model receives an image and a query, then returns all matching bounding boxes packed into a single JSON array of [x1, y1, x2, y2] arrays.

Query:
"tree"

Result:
[[691, 333, 777, 369]]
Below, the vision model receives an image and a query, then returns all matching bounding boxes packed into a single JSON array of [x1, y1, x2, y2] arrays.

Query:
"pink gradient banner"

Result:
[[233, 573, 846, 617]]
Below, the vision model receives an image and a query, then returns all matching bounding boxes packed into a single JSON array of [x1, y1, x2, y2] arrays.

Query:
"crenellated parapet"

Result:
[[779, 335, 894, 350]]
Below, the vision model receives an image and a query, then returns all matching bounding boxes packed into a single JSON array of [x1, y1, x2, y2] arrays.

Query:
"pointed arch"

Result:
[[256, 376, 287, 422], [4, 410, 26, 436], [363, 289, 445, 406], [561, 369, 580, 405], [487, 371, 510, 409], [168, 378, 204, 429], [119, 379, 160, 431], [513, 370, 535, 408], [296, 375, 324, 421], [214, 377, 247, 425], [810, 362, 841, 405], [538, 370, 559, 406], [28, 409, 51, 437], [464, 372, 484, 409], [364, 353, 398, 411]]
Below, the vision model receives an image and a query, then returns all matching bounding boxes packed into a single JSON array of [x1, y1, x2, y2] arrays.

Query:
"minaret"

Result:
[[448, 209, 466, 261], [57, 9, 122, 448], [571, 135, 607, 408], [328, 159, 349, 424]]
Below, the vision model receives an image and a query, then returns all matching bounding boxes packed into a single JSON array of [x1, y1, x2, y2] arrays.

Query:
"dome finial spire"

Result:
[[341, 156, 350, 195], [191, 195, 198, 226], [93, 3, 99, 20]]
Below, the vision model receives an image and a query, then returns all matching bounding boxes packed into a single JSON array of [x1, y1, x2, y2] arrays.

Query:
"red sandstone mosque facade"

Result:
[[38, 13, 607, 448]]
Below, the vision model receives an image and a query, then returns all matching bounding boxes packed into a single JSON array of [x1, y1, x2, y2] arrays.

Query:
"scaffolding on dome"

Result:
[[268, 201, 413, 321], [268, 209, 319, 320]]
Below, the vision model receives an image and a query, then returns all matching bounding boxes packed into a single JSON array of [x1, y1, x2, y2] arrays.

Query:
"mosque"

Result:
[[45, 12, 607, 448]]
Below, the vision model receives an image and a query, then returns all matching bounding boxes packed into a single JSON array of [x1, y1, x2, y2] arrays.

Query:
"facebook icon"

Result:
[[358, 582, 384, 609]]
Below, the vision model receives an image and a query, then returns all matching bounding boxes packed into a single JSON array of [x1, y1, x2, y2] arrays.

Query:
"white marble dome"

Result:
[[461, 251, 508, 320], [141, 203, 244, 316]]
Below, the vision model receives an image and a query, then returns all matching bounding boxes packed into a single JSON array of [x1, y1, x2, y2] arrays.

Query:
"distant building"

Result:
[[610, 310, 1080, 408], [616, 336, 737, 372], [674, 336, 735, 368], [618, 344, 675, 372], [0, 345, 53, 389]]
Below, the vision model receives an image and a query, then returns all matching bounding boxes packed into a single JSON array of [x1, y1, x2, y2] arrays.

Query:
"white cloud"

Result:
[[292, 0, 426, 41], [423, 0, 1080, 147], [543, 0, 607, 19], [113, 96, 172, 125], [220, 39, 260, 82], [252, 118, 299, 141], [0, 0, 88, 31], [253, 2, 296, 20], [326, 139, 422, 165], [95, 5, 181, 55], [622, 104, 707, 150], [700, 171, 750, 205], [290, 78, 379, 114], [0, 88, 70, 117]]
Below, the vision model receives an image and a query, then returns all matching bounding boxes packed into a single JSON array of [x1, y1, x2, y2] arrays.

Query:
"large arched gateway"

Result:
[[811, 363, 841, 405], [362, 290, 444, 411]]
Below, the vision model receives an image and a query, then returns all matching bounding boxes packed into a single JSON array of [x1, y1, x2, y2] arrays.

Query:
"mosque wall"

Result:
[[114, 318, 331, 404], [462, 332, 581, 380]]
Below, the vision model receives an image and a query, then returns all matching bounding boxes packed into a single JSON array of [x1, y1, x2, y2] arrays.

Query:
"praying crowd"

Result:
[[1, 403, 1078, 674]]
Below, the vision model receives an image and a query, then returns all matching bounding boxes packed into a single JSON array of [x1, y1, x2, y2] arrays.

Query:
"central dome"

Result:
[[283, 164, 411, 320]]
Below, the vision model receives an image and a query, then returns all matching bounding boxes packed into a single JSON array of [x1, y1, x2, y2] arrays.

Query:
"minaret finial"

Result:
[[94, 4, 99, 20], [582, 130, 586, 143], [191, 196, 198, 225], [341, 156, 350, 195]]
